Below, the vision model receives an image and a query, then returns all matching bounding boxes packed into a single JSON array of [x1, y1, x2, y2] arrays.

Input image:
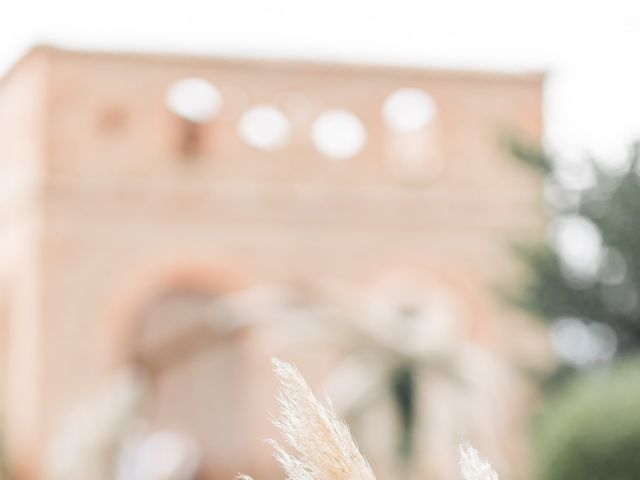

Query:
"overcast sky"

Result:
[[2, 0, 640, 164]]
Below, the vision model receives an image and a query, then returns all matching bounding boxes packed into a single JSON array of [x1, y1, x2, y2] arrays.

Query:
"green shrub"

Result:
[[533, 355, 640, 480]]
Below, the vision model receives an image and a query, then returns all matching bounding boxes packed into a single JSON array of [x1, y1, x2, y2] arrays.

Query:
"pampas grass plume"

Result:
[[459, 443, 499, 480], [267, 358, 376, 480], [241, 359, 499, 480]]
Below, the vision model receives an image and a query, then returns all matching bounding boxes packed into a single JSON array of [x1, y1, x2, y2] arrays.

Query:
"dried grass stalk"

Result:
[[459, 443, 499, 480], [268, 358, 376, 480], [243, 359, 499, 480]]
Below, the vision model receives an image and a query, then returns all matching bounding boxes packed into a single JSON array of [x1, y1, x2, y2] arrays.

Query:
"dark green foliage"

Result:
[[505, 136, 554, 174], [533, 355, 640, 480], [510, 140, 640, 356], [389, 363, 417, 464]]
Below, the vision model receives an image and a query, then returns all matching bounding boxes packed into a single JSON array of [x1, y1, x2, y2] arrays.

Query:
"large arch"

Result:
[[102, 257, 261, 479], [103, 256, 251, 366]]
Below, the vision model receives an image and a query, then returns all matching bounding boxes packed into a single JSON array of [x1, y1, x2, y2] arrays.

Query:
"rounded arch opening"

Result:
[[132, 285, 251, 477], [103, 261, 257, 479]]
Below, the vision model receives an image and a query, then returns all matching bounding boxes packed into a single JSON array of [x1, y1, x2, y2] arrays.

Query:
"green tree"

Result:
[[510, 141, 640, 373], [533, 355, 640, 480]]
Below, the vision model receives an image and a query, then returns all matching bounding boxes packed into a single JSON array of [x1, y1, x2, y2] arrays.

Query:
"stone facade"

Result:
[[0, 46, 545, 479]]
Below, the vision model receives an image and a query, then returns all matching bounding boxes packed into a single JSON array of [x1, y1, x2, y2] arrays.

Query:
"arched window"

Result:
[[382, 88, 442, 182], [312, 109, 367, 160], [165, 78, 222, 157]]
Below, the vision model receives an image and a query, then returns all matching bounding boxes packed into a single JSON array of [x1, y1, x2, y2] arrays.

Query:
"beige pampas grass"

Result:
[[459, 443, 499, 480], [268, 358, 376, 480], [248, 359, 499, 480]]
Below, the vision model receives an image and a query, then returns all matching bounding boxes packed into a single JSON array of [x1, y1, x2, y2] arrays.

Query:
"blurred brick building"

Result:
[[0, 46, 544, 479]]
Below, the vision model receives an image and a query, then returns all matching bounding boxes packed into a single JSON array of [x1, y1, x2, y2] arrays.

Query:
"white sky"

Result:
[[2, 0, 640, 162]]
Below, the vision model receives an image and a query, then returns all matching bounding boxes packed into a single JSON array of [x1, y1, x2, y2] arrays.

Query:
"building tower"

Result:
[[0, 46, 544, 479]]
